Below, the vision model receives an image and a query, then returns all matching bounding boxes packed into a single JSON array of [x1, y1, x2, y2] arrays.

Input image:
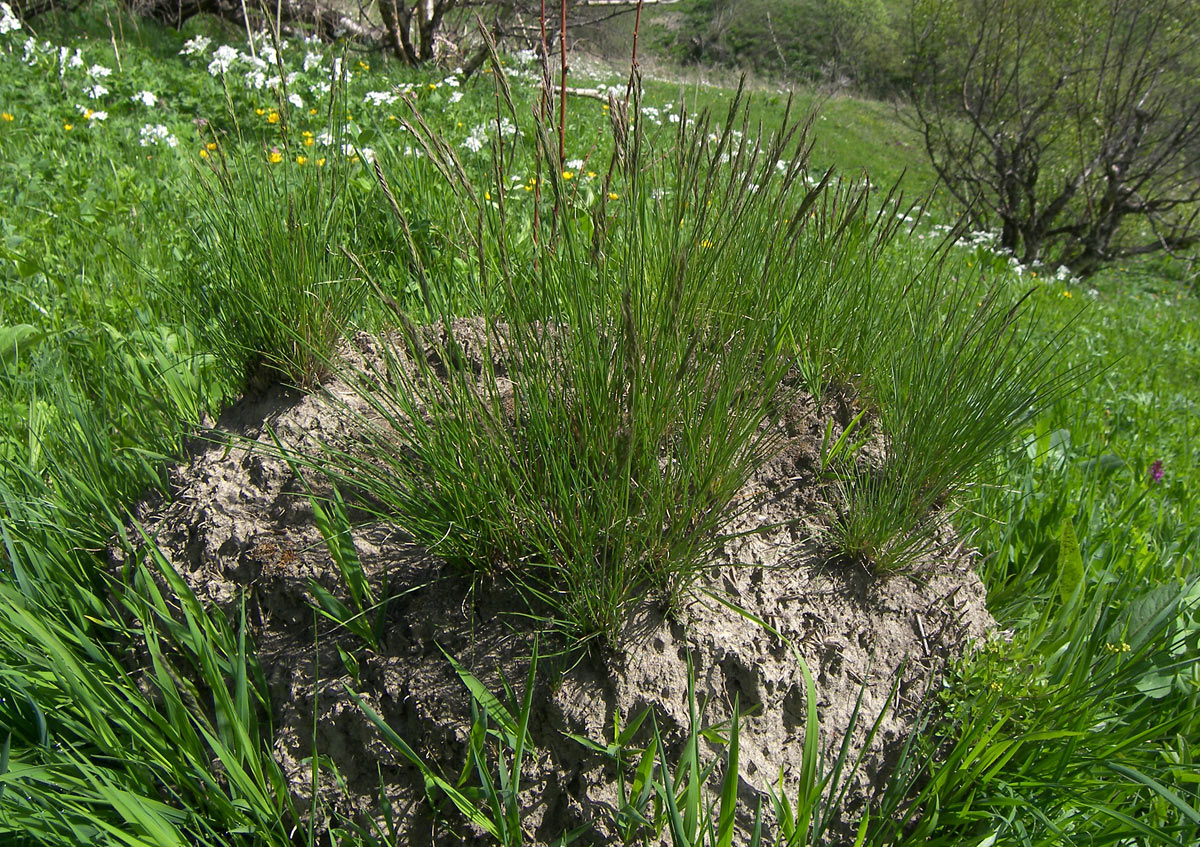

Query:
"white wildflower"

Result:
[[303, 50, 322, 71], [462, 128, 485, 153], [448, 91, 463, 104], [139, 123, 178, 147], [83, 83, 108, 99], [87, 64, 111, 78], [288, 92, 304, 108], [207, 45, 239, 75], [566, 158, 583, 170], [0, 2, 22, 34], [316, 130, 333, 146], [131, 90, 158, 107], [364, 90, 398, 106], [180, 35, 211, 56], [442, 74, 459, 87], [243, 70, 266, 89]]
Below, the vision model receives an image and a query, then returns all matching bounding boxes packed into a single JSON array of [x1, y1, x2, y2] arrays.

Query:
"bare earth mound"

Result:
[[116, 324, 995, 844]]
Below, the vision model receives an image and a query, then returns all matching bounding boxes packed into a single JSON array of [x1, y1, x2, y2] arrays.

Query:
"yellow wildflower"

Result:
[[267, 150, 283, 164], [316, 157, 326, 167], [309, 108, 317, 115], [199, 149, 210, 159], [304, 137, 314, 147], [267, 111, 280, 124], [1, 112, 13, 122], [562, 171, 574, 180], [63, 122, 74, 131], [608, 192, 619, 201], [700, 239, 714, 249], [296, 155, 308, 165], [358, 60, 370, 71], [428, 83, 437, 90], [255, 108, 266, 116], [206, 142, 217, 151], [587, 171, 597, 179]]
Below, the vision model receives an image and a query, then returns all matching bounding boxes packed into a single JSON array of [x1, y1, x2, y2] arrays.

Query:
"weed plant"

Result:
[[313, 71, 929, 640], [828, 273, 1084, 569], [186, 93, 364, 390], [312, 70, 1077, 653]]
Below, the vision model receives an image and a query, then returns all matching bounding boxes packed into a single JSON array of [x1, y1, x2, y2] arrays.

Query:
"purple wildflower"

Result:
[[1149, 459, 1164, 483]]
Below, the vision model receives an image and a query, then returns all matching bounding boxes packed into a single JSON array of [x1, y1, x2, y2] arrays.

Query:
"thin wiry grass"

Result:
[[185, 84, 365, 391], [302, 64, 919, 642]]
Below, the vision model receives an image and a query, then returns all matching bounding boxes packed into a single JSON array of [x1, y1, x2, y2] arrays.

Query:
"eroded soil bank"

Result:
[[115, 323, 994, 844]]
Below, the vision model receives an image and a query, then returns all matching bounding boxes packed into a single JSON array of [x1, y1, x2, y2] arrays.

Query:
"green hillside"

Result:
[[0, 4, 1196, 845]]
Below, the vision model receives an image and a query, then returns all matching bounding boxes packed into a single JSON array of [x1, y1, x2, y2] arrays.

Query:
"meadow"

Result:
[[0, 5, 1198, 845]]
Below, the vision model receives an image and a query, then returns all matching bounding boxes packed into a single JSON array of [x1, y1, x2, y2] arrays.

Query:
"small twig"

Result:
[[915, 613, 932, 658]]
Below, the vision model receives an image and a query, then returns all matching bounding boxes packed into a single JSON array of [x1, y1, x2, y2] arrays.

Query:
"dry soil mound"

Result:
[[116, 323, 995, 844]]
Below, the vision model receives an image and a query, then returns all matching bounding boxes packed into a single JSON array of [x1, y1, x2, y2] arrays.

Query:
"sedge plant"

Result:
[[305, 52, 941, 641], [185, 81, 365, 391]]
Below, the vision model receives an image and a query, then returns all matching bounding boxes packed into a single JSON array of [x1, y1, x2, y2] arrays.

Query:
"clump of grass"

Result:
[[829, 272, 1083, 571], [312, 63, 909, 641], [304, 39, 1081, 639], [186, 99, 364, 390]]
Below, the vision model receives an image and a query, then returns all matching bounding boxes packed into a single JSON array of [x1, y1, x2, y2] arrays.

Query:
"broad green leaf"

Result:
[[0, 324, 43, 364], [1056, 519, 1084, 605]]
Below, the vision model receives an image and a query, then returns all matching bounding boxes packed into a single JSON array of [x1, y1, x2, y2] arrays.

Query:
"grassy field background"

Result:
[[0, 4, 1197, 844]]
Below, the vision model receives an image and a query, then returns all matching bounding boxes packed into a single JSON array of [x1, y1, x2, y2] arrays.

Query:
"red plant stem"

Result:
[[559, 0, 568, 166], [625, 0, 644, 103], [534, 0, 548, 247]]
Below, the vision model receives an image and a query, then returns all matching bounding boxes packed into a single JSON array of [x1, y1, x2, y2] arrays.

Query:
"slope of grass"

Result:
[[0, 5, 1196, 845]]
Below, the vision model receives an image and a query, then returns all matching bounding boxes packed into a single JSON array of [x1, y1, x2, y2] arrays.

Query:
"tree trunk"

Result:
[[378, 0, 419, 63]]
